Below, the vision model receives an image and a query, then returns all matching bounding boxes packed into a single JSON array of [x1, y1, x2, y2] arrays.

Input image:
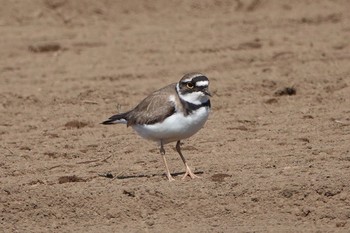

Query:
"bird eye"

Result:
[[187, 83, 194, 89]]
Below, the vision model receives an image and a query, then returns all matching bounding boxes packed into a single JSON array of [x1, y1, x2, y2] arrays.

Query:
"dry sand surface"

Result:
[[1, 0, 350, 232]]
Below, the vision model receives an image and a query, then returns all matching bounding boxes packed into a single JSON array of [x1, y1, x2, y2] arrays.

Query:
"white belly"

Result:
[[132, 107, 210, 144]]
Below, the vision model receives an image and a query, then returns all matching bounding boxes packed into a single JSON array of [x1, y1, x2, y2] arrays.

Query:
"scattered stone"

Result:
[[264, 98, 278, 104], [211, 173, 231, 182], [300, 208, 311, 217], [58, 175, 86, 184], [297, 137, 310, 143], [64, 120, 89, 129], [28, 42, 62, 53], [316, 185, 343, 197], [336, 221, 347, 228], [226, 126, 249, 131], [280, 189, 295, 198], [19, 146, 31, 151], [123, 190, 135, 197], [28, 179, 45, 185], [99, 173, 114, 179], [238, 41, 262, 50], [145, 220, 155, 226], [274, 87, 296, 96], [302, 115, 314, 119]]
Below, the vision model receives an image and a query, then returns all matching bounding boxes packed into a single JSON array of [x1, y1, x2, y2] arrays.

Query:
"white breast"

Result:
[[132, 107, 210, 144]]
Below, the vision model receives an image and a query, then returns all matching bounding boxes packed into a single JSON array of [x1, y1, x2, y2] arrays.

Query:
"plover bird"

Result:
[[102, 73, 211, 181]]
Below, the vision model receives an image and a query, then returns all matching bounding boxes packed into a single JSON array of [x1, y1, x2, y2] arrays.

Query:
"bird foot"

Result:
[[181, 166, 201, 180], [167, 175, 176, 182]]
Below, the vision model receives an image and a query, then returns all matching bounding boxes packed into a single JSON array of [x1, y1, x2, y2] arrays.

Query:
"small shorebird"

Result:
[[102, 73, 211, 181]]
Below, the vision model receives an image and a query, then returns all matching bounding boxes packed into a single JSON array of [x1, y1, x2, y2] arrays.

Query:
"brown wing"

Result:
[[126, 84, 177, 126]]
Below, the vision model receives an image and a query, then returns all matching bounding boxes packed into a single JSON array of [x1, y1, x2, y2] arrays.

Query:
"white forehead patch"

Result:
[[183, 73, 205, 82], [183, 78, 193, 82], [195, 81, 209, 87]]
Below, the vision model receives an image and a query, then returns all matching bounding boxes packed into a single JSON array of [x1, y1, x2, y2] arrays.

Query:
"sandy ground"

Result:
[[1, 0, 350, 232]]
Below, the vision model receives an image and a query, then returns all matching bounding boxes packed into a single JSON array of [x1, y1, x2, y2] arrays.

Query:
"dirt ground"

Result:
[[1, 0, 350, 232]]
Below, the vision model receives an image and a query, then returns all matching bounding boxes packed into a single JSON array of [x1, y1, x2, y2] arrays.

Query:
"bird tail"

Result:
[[101, 112, 129, 125]]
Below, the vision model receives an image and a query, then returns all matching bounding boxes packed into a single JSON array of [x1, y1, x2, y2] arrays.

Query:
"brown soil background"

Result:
[[1, 0, 350, 232]]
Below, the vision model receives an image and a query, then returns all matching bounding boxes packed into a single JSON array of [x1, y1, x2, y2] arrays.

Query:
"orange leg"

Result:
[[160, 140, 175, 181], [176, 141, 200, 180]]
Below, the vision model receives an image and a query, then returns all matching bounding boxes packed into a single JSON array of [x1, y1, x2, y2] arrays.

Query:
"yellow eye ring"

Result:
[[187, 83, 194, 89]]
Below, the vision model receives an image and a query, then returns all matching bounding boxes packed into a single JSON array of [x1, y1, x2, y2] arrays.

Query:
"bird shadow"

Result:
[[99, 171, 204, 180]]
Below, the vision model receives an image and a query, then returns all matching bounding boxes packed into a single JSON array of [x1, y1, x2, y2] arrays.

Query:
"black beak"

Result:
[[203, 89, 212, 97]]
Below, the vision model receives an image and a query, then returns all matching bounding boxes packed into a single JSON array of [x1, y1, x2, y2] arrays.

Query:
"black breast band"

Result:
[[180, 99, 211, 116]]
